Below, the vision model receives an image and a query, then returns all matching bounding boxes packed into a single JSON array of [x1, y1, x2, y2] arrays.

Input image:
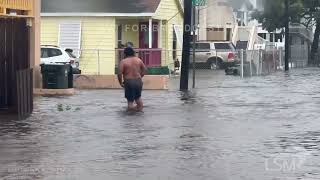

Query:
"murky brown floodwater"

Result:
[[1, 68, 320, 180]]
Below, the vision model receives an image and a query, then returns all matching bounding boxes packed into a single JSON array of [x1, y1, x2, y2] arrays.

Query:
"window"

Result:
[[214, 43, 232, 50], [66, 51, 77, 58], [214, 28, 224, 31], [118, 25, 123, 48], [49, 49, 63, 57], [269, 33, 283, 42], [207, 28, 224, 32], [275, 34, 283, 42], [196, 43, 211, 51], [173, 28, 177, 60], [270, 33, 274, 42], [41, 48, 49, 58], [226, 28, 232, 41], [258, 33, 267, 40]]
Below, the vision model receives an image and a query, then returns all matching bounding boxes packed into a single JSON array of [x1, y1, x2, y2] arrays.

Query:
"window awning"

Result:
[[173, 25, 183, 47], [59, 22, 82, 57]]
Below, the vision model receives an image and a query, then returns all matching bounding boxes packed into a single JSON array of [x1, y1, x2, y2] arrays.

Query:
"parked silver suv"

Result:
[[190, 41, 237, 69]]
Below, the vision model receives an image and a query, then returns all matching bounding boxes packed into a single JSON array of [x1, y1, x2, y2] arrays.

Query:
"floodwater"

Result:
[[1, 68, 320, 180]]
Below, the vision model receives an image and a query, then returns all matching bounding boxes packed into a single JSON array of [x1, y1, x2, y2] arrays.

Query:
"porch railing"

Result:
[[116, 48, 162, 67], [0, 0, 33, 16]]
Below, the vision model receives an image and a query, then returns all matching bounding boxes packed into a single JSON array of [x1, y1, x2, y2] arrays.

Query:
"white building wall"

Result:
[[198, 0, 236, 41]]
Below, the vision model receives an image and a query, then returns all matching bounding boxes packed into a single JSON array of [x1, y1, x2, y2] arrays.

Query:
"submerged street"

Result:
[[1, 68, 320, 180]]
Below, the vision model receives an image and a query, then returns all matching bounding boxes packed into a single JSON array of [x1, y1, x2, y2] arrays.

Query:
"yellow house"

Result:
[[41, 0, 184, 75]]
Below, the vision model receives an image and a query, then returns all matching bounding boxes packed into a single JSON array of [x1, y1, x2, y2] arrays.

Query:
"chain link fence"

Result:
[[74, 46, 307, 79], [74, 49, 182, 75], [188, 48, 282, 77]]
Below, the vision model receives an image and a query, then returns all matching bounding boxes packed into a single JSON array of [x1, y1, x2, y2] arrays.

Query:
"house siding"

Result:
[[41, 17, 116, 75], [41, 18, 59, 45], [154, 0, 183, 69]]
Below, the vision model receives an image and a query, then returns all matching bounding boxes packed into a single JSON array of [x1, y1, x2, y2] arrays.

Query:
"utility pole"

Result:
[[284, 0, 290, 71], [192, 5, 196, 88], [180, 0, 192, 91]]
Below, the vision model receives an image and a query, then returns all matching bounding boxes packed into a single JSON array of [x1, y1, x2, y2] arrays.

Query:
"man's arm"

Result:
[[140, 60, 147, 78], [118, 62, 124, 87]]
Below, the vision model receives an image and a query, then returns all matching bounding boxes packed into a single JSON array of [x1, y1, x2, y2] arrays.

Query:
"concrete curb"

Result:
[[73, 75, 169, 90], [34, 88, 75, 96]]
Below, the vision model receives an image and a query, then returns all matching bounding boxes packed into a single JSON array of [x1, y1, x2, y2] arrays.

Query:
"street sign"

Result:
[[192, 0, 206, 6]]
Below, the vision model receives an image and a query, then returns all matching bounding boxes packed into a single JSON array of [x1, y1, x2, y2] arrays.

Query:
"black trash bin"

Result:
[[41, 64, 71, 89], [68, 65, 74, 88]]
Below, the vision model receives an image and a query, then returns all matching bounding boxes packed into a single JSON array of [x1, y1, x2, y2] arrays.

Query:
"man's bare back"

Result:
[[120, 57, 146, 80]]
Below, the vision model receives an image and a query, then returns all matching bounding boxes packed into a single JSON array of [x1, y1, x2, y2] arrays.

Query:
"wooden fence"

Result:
[[16, 69, 33, 118], [0, 18, 33, 118]]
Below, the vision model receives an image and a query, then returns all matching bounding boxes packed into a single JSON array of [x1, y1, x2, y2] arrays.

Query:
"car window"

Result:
[[41, 48, 49, 58], [197, 43, 210, 50], [66, 51, 77, 58], [214, 43, 232, 50], [48, 49, 63, 57], [190, 43, 211, 52], [229, 43, 236, 51]]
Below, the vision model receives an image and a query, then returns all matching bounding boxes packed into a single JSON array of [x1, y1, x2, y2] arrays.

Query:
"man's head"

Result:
[[124, 47, 135, 58]]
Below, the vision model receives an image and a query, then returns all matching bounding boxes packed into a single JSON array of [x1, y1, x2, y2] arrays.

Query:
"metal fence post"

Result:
[[279, 48, 282, 70], [216, 49, 218, 67], [97, 49, 100, 75], [273, 47, 276, 72], [257, 49, 261, 76], [241, 49, 244, 78], [249, 50, 253, 77], [260, 50, 263, 75], [259, 50, 261, 75]]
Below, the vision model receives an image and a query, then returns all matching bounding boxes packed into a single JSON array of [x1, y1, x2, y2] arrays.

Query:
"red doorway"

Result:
[[139, 22, 159, 48]]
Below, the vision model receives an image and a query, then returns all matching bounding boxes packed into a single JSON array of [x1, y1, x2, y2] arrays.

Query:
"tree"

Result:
[[252, 0, 302, 32], [252, 0, 320, 65], [301, 0, 320, 65]]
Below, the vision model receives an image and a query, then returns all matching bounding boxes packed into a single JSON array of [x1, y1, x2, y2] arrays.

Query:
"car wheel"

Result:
[[208, 59, 222, 70], [210, 62, 218, 70]]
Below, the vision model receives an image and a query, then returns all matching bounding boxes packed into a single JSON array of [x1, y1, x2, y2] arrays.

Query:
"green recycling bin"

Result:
[[147, 66, 170, 75], [41, 64, 72, 89]]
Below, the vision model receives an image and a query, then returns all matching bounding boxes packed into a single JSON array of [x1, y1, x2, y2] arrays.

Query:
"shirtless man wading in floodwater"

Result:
[[118, 47, 147, 111]]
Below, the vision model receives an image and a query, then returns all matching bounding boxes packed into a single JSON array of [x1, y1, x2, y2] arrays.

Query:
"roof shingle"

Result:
[[41, 0, 161, 14]]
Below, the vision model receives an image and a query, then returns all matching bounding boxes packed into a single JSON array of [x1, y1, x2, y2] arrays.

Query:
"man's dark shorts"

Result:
[[124, 79, 143, 102]]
